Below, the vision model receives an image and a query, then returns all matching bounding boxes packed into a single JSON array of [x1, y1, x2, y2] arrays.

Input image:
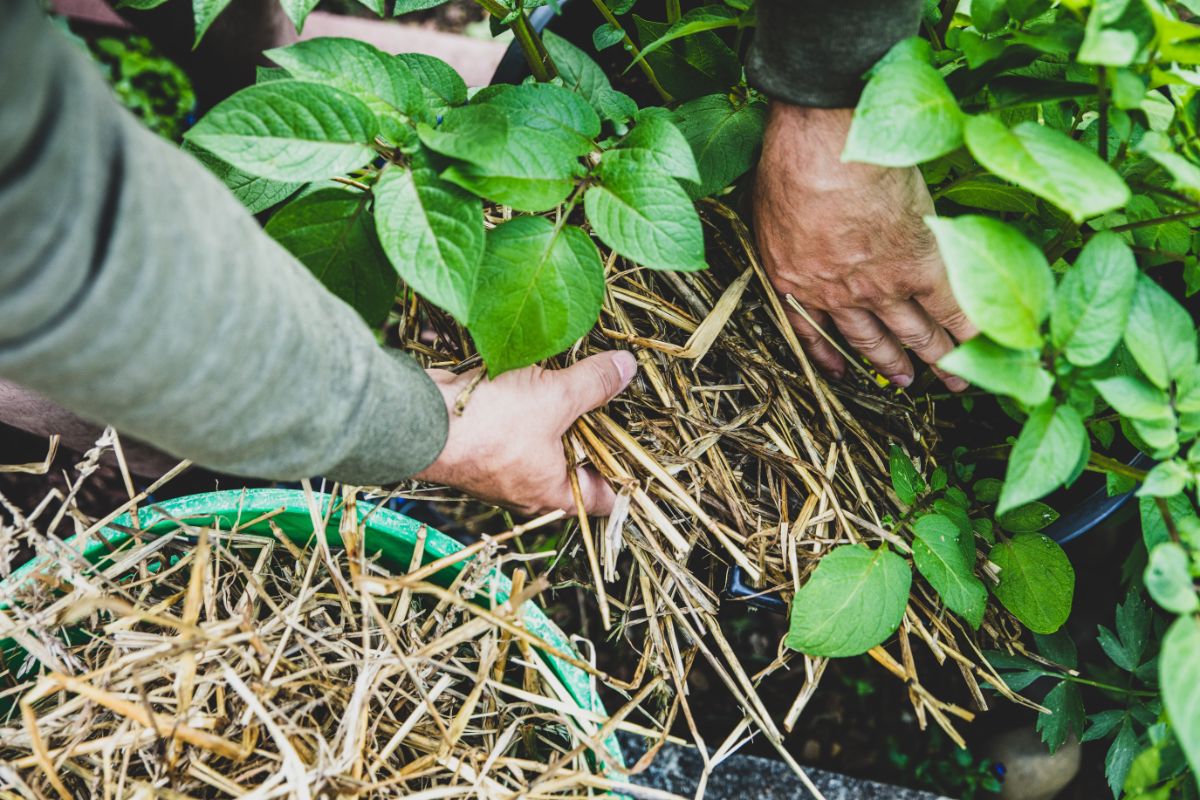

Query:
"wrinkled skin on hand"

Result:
[[753, 103, 977, 390], [415, 351, 637, 517]]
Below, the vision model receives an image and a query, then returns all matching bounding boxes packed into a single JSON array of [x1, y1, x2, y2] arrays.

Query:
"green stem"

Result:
[[1104, 208, 1200, 233], [931, 167, 986, 200], [475, 0, 555, 81], [665, 0, 680, 22], [1097, 66, 1110, 163], [1088, 452, 1149, 482], [589, 0, 673, 102], [1061, 674, 1158, 698]]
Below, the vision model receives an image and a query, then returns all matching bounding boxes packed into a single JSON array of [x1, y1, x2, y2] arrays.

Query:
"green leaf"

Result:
[[393, 53, 467, 113], [469, 217, 605, 376], [1083, 710, 1126, 743], [1093, 375, 1173, 421], [671, 94, 766, 198], [964, 116, 1131, 222], [630, 5, 741, 68], [416, 104, 509, 164], [1098, 624, 1137, 671], [193, 0, 234, 45], [1124, 274, 1197, 390], [926, 215, 1053, 350], [973, 0, 1010, 33], [279, 0, 320, 32], [1079, 0, 1155, 67], [584, 159, 706, 272], [606, 109, 700, 183], [1105, 719, 1140, 797], [184, 82, 378, 182], [785, 544, 912, 658], [1145, 543, 1200, 614], [478, 82, 600, 151], [264, 188, 395, 326], [975, 477, 1004, 503], [593, 22, 626, 50], [1160, 616, 1200, 779], [889, 445, 922, 506], [1140, 495, 1194, 551], [542, 30, 619, 121], [1051, 232, 1137, 367], [1035, 629, 1078, 668], [1138, 461, 1190, 498], [991, 532, 1075, 634], [374, 168, 483, 324], [1145, 151, 1200, 197], [632, 15, 740, 101], [940, 177, 1040, 214], [184, 143, 301, 214], [394, 0, 450, 12], [1115, 589, 1151, 666], [938, 337, 1053, 407], [844, 60, 965, 167], [1037, 680, 1085, 753], [999, 403, 1088, 515], [265, 38, 424, 123], [998, 501, 1060, 532], [912, 515, 987, 628]]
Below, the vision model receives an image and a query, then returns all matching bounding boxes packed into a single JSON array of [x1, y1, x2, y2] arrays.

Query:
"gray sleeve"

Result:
[[0, 2, 447, 485], [746, 0, 923, 108]]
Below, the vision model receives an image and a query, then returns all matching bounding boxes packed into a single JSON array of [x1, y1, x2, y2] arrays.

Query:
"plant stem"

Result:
[[1061, 673, 1158, 698], [1105, 208, 1200, 233], [1097, 66, 1110, 163], [589, 0, 674, 102], [665, 0, 680, 22], [474, 0, 555, 81], [1088, 452, 1149, 482]]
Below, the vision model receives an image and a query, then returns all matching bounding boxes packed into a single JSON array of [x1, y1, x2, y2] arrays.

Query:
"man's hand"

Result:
[[415, 351, 637, 517], [754, 103, 976, 390]]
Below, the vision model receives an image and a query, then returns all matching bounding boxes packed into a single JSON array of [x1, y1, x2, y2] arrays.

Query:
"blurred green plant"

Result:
[[86, 33, 195, 141]]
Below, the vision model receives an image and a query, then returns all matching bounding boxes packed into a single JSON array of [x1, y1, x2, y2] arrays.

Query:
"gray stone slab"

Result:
[[621, 734, 950, 800]]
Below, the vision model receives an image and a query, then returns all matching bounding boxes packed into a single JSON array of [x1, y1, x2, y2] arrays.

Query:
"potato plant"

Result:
[[160, 0, 1199, 794]]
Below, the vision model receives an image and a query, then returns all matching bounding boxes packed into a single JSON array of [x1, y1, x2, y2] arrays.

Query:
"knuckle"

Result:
[[901, 327, 940, 353], [844, 332, 888, 352]]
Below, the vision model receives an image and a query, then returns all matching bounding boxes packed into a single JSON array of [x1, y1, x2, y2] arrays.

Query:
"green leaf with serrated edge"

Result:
[[1115, 589, 1151, 665], [605, 109, 700, 183], [999, 403, 1088, 516], [394, 0, 449, 12], [470, 217, 604, 376], [193, 0, 234, 45], [279, 0, 320, 32], [264, 188, 395, 326], [991, 532, 1075, 634], [941, 178, 1040, 214], [1138, 461, 1189, 498], [1051, 232, 1137, 367], [1093, 375, 1173, 421], [1037, 680, 1084, 753], [1125, 273, 1197, 390], [416, 104, 508, 164], [584, 159, 705, 272], [672, 94, 766, 198], [939, 337, 1052, 407], [185, 82, 377, 182], [184, 143, 301, 214], [1083, 710, 1126, 743], [265, 39, 423, 123], [1145, 543, 1200, 614], [785, 544, 912, 658], [479, 83, 600, 154], [964, 116, 1130, 222], [393, 53, 466, 112], [1161, 616, 1200, 779], [927, 215, 1053, 350], [889, 445, 921, 506], [373, 168, 483, 325], [844, 59, 964, 167], [912, 515, 987, 628], [999, 501, 1060, 532], [629, 5, 740, 68], [542, 30, 619, 121], [1105, 719, 1139, 797], [1098, 624, 1136, 670]]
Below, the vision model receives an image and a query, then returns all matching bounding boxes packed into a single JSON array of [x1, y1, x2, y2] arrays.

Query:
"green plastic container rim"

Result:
[[0, 488, 625, 779]]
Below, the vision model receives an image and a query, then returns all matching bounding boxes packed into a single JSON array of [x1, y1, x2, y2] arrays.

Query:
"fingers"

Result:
[[785, 304, 847, 380], [918, 276, 979, 344], [563, 466, 617, 516], [555, 350, 638, 420], [876, 302, 967, 392], [829, 307, 914, 387]]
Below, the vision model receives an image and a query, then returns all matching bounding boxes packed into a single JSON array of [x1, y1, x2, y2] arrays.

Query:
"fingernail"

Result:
[[947, 378, 969, 393], [890, 374, 913, 388], [613, 350, 638, 385]]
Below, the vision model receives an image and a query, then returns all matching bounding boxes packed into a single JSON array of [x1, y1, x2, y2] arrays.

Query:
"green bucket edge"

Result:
[[0, 488, 626, 780]]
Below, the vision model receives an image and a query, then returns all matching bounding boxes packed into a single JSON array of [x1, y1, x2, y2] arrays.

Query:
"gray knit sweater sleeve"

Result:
[[0, 2, 447, 484], [746, 0, 924, 107]]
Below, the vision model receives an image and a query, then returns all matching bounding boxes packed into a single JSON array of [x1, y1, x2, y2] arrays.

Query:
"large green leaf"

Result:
[[912, 515, 987, 628], [185, 81, 378, 182], [999, 402, 1088, 515], [470, 217, 606, 376], [785, 544, 912, 658], [542, 30, 617, 121], [926, 215, 1053, 350], [1124, 273, 1197, 389], [964, 116, 1130, 222], [264, 188, 396, 326], [184, 143, 302, 214], [1050, 232, 1137, 366], [393, 53, 467, 113], [1161, 616, 1200, 778], [584, 159, 706, 272], [373, 168, 483, 325], [606, 109, 700, 183], [990, 532, 1075, 634], [671, 94, 766, 198], [265, 38, 423, 123], [416, 104, 509, 164], [478, 83, 600, 153], [843, 59, 965, 167], [939, 336, 1053, 407], [1093, 375, 1173, 421]]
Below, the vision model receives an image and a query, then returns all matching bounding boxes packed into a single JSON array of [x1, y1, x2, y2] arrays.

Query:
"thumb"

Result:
[[555, 350, 638, 420]]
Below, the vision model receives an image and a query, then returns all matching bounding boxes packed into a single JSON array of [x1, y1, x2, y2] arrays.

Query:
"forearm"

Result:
[[0, 3, 446, 485], [746, 0, 923, 108]]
